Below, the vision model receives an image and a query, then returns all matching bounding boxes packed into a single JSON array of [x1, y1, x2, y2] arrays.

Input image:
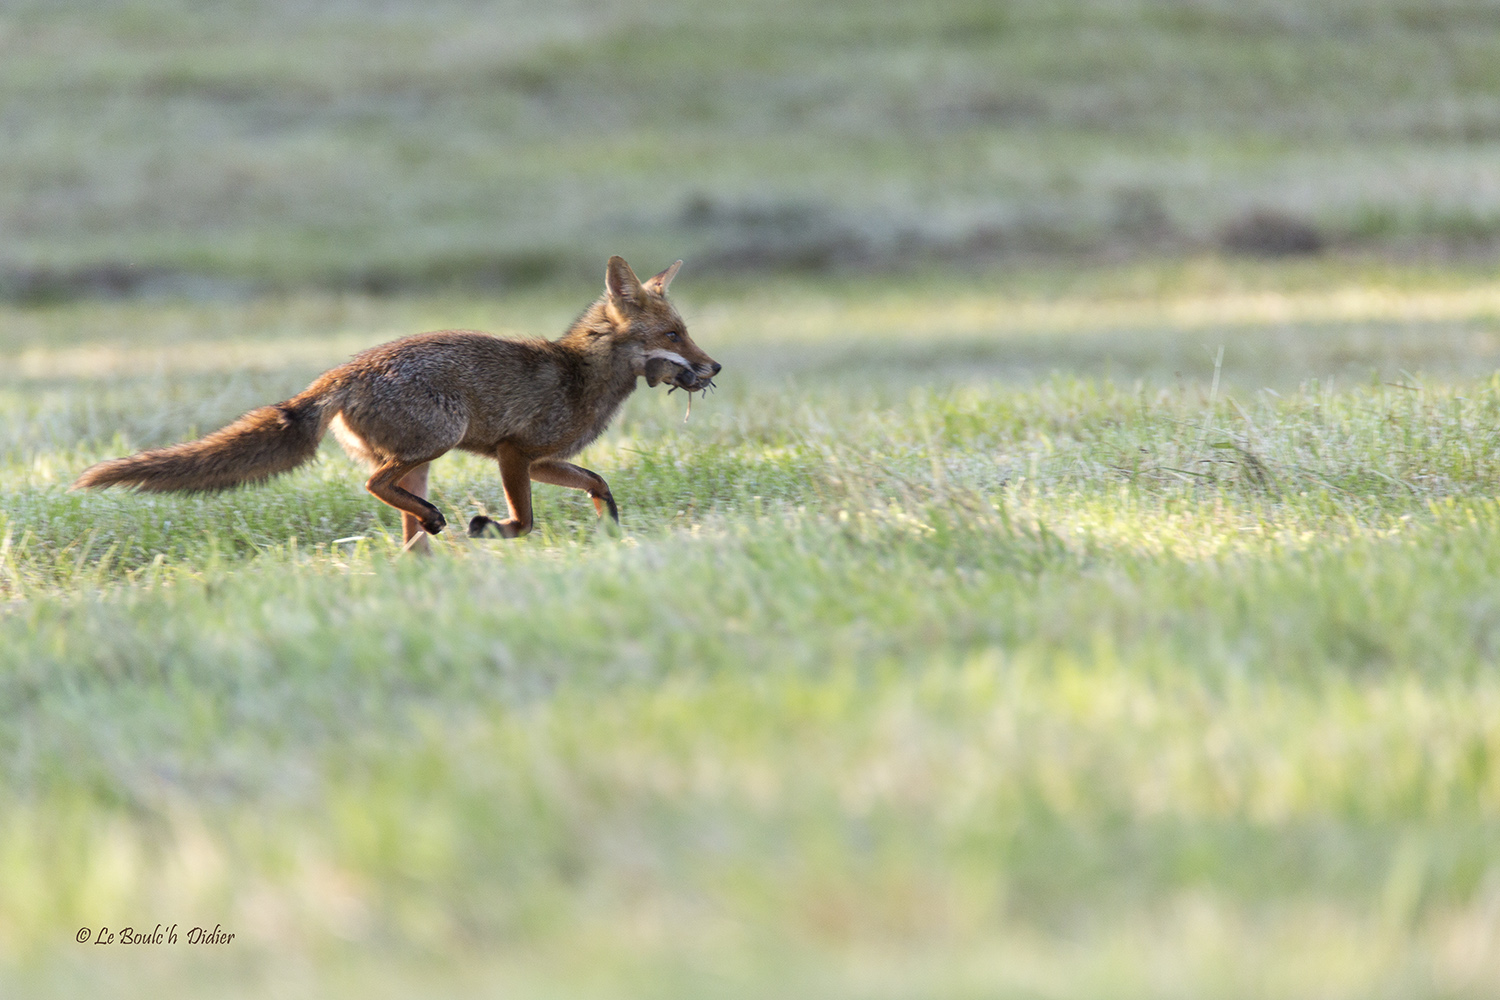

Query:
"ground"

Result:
[[5, 0, 1500, 994], [3, 259, 1500, 997]]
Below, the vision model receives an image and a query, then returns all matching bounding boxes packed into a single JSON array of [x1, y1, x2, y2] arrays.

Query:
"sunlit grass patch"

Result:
[[4, 505, 1500, 994], [5, 266, 1500, 997]]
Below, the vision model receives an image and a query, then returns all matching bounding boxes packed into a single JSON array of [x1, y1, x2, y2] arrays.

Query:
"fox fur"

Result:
[[73, 256, 720, 553]]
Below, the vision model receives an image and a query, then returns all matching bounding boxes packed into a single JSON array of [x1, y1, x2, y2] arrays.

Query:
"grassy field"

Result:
[[3, 0, 1500, 293], [5, 0, 1500, 995], [2, 258, 1500, 997]]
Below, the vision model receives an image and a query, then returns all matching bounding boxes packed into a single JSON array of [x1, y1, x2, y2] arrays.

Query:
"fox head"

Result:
[[603, 256, 720, 391]]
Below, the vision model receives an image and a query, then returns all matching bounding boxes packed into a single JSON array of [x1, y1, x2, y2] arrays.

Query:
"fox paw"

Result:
[[422, 510, 447, 534], [468, 515, 529, 539], [591, 493, 620, 523]]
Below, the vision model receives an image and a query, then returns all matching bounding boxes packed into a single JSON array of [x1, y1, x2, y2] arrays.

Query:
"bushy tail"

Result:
[[73, 390, 334, 493]]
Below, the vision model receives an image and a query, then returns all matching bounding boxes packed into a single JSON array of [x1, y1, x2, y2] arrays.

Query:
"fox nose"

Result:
[[710, 361, 722, 375]]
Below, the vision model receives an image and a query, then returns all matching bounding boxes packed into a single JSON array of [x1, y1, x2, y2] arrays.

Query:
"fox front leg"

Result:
[[528, 458, 619, 524], [469, 443, 535, 539]]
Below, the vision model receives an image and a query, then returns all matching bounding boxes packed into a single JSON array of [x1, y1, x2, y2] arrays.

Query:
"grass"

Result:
[[2, 258, 1500, 997], [5, 0, 1500, 993], [3, 0, 1500, 291]]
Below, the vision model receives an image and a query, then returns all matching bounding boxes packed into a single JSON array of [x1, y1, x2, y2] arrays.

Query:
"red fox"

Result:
[[73, 256, 720, 553]]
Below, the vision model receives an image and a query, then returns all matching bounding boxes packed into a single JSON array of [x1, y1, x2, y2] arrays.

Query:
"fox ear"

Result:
[[643, 259, 682, 296], [605, 256, 643, 307]]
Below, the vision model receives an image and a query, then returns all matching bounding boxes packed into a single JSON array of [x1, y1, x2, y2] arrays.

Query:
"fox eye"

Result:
[[665, 330, 680, 342]]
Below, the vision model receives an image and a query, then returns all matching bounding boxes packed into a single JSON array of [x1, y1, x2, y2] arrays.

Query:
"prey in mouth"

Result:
[[645, 351, 718, 393], [644, 352, 717, 421]]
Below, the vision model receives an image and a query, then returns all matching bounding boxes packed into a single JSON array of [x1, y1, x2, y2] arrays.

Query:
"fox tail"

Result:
[[72, 388, 337, 493]]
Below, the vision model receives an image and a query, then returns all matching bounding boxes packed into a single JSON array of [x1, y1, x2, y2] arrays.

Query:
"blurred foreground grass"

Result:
[[2, 259, 1500, 997]]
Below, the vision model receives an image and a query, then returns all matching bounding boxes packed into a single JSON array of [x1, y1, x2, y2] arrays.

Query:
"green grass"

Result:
[[7, 1, 1500, 995], [3, 259, 1500, 997], [3, 0, 1500, 291]]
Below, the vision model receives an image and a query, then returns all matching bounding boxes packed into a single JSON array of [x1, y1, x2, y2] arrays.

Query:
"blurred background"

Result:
[[2, 0, 1498, 302]]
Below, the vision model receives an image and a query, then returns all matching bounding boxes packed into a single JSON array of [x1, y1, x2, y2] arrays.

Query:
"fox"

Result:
[[72, 256, 720, 553]]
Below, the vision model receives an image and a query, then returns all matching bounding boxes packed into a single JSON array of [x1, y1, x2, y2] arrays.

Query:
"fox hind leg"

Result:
[[395, 462, 433, 554], [528, 458, 619, 524], [367, 458, 447, 537]]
